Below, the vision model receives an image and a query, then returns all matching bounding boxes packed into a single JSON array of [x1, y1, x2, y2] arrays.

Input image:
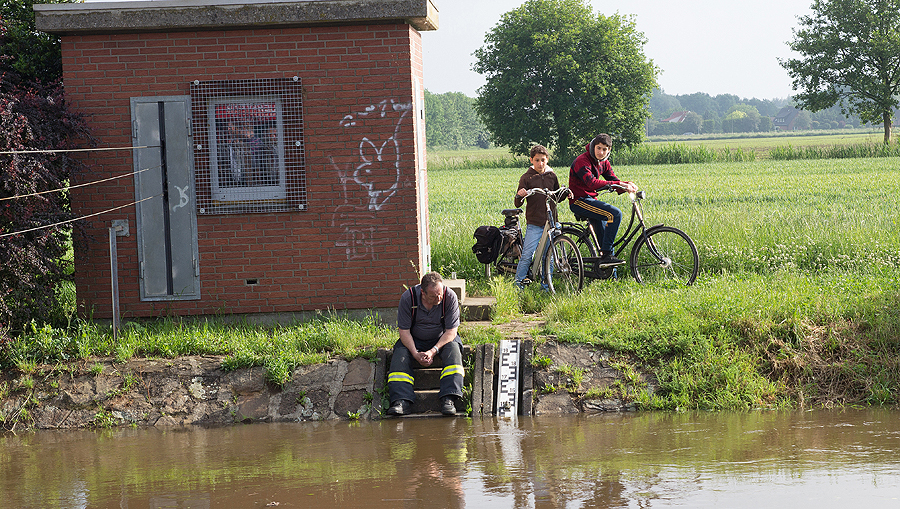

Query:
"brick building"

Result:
[[35, 0, 438, 321]]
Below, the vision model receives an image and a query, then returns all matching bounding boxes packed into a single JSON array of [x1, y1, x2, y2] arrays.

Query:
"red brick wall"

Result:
[[64, 24, 425, 319]]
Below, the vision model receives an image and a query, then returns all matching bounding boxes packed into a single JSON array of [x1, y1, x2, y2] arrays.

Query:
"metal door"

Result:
[[131, 96, 200, 301]]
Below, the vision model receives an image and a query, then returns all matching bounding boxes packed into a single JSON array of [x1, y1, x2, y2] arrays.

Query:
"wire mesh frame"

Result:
[[190, 77, 306, 214]]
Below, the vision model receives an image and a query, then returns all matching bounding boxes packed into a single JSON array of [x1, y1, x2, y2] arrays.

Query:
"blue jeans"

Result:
[[515, 223, 544, 283], [570, 197, 622, 255]]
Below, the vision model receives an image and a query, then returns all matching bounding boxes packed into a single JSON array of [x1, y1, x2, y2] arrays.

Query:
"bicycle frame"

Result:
[[527, 188, 562, 281], [487, 186, 585, 292], [561, 190, 664, 276], [565, 191, 647, 249]]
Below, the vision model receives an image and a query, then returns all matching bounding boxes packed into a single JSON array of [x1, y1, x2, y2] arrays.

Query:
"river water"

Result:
[[2, 409, 899, 508]]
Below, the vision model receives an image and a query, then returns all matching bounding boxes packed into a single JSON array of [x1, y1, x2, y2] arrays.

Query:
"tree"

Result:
[[1, 1, 92, 338], [794, 110, 813, 130], [424, 90, 491, 150], [649, 88, 682, 120], [682, 112, 703, 134], [780, 0, 900, 143], [473, 0, 657, 164], [0, 0, 73, 85]]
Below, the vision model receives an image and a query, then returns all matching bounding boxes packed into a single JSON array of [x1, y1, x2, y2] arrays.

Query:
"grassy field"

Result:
[[429, 130, 890, 167], [427, 155, 900, 410], [428, 157, 900, 286], [2, 150, 899, 418]]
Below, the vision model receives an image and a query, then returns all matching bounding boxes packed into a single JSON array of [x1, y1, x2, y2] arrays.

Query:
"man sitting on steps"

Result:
[[387, 272, 465, 416]]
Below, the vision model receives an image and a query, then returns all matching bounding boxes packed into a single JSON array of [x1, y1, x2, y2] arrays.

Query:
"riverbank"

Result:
[[0, 316, 655, 431], [3, 266, 900, 432]]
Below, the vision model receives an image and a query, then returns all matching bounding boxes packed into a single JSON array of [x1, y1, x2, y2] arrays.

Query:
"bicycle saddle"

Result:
[[501, 209, 523, 217]]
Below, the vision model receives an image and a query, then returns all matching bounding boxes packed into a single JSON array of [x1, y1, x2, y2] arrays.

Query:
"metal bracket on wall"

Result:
[[111, 219, 129, 237]]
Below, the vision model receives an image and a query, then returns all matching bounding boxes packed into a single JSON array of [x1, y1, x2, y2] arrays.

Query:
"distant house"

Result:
[[774, 106, 802, 130], [661, 111, 690, 123]]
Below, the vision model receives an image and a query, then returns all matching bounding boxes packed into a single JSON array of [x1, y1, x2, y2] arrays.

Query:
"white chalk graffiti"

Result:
[[172, 184, 191, 212], [332, 99, 412, 260]]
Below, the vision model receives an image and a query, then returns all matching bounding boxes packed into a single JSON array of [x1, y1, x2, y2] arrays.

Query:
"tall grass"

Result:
[[542, 269, 900, 409], [2, 314, 396, 385], [770, 140, 900, 160], [428, 148, 526, 171], [612, 143, 756, 165]]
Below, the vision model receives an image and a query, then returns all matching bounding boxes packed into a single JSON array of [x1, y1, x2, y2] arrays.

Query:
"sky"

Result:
[[422, 0, 814, 100]]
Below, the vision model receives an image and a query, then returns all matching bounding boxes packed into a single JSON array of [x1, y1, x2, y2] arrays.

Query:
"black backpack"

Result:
[[471, 225, 502, 264]]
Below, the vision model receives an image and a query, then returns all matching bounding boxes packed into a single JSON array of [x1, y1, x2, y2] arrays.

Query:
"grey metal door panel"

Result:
[[132, 96, 201, 301]]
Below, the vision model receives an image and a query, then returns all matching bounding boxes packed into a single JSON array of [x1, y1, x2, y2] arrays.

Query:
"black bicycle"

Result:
[[561, 186, 699, 286]]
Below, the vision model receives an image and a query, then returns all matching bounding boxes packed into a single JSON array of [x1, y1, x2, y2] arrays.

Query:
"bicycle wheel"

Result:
[[629, 226, 699, 286], [542, 235, 584, 294], [562, 225, 615, 281]]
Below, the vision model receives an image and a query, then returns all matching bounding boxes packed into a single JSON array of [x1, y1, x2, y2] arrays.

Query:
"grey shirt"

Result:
[[397, 285, 460, 343]]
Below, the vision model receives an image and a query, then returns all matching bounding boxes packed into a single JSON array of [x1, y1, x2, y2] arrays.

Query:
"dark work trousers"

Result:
[[387, 336, 464, 404]]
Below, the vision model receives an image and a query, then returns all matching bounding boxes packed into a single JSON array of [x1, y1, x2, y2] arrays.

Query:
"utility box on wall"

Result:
[[35, 0, 438, 320]]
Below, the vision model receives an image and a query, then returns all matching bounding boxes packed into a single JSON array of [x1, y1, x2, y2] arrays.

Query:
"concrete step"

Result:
[[461, 296, 495, 321], [445, 278, 496, 321], [412, 367, 441, 389], [411, 389, 463, 415]]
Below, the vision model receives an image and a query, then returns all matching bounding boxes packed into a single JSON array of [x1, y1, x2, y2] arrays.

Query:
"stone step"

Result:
[[410, 389, 463, 415], [461, 296, 495, 321], [412, 367, 441, 389]]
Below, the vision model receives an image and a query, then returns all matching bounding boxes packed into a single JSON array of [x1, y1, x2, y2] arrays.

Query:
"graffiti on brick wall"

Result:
[[331, 99, 413, 260]]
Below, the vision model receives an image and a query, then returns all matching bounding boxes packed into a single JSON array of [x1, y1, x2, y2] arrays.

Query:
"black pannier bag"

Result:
[[497, 226, 522, 259], [472, 225, 502, 264]]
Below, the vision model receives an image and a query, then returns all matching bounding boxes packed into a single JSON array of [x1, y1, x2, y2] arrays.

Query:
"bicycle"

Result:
[[481, 187, 584, 294], [561, 185, 699, 286]]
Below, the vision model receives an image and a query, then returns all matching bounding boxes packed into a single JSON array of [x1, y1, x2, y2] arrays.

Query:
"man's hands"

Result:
[[414, 347, 436, 367]]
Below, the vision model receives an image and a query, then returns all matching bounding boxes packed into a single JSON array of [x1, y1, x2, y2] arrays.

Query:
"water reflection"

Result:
[[2, 409, 900, 508]]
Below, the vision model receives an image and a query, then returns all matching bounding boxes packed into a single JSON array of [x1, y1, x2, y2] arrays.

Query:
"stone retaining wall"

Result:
[[0, 341, 649, 431]]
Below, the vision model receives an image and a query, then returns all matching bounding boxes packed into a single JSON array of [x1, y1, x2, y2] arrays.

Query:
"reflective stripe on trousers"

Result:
[[387, 338, 464, 404]]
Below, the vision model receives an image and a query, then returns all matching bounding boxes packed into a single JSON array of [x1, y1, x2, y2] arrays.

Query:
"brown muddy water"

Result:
[[2, 409, 900, 508]]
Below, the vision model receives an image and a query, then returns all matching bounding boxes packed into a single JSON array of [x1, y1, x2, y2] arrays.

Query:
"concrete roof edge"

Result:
[[34, 0, 439, 34]]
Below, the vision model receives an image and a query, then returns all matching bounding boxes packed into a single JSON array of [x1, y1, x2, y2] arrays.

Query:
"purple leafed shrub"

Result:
[[0, 67, 93, 339]]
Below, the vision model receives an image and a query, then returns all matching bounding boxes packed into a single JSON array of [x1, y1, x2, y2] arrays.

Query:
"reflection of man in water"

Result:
[[388, 420, 465, 508]]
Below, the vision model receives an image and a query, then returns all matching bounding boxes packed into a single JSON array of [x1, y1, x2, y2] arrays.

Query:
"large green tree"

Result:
[[0, 0, 71, 84], [473, 0, 657, 164], [780, 0, 900, 143]]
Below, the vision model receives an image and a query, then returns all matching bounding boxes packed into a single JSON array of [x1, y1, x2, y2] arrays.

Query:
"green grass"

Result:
[[426, 155, 900, 410], [3, 152, 900, 412], [3, 314, 396, 385]]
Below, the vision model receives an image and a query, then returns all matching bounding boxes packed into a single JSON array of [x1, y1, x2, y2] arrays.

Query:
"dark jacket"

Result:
[[568, 144, 621, 200], [514, 166, 560, 227]]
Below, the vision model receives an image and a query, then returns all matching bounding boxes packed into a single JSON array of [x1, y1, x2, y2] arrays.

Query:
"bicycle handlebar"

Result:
[[604, 183, 645, 200], [523, 186, 571, 203]]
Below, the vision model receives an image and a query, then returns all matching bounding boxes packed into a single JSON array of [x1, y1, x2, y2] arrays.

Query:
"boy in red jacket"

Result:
[[568, 134, 638, 266]]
